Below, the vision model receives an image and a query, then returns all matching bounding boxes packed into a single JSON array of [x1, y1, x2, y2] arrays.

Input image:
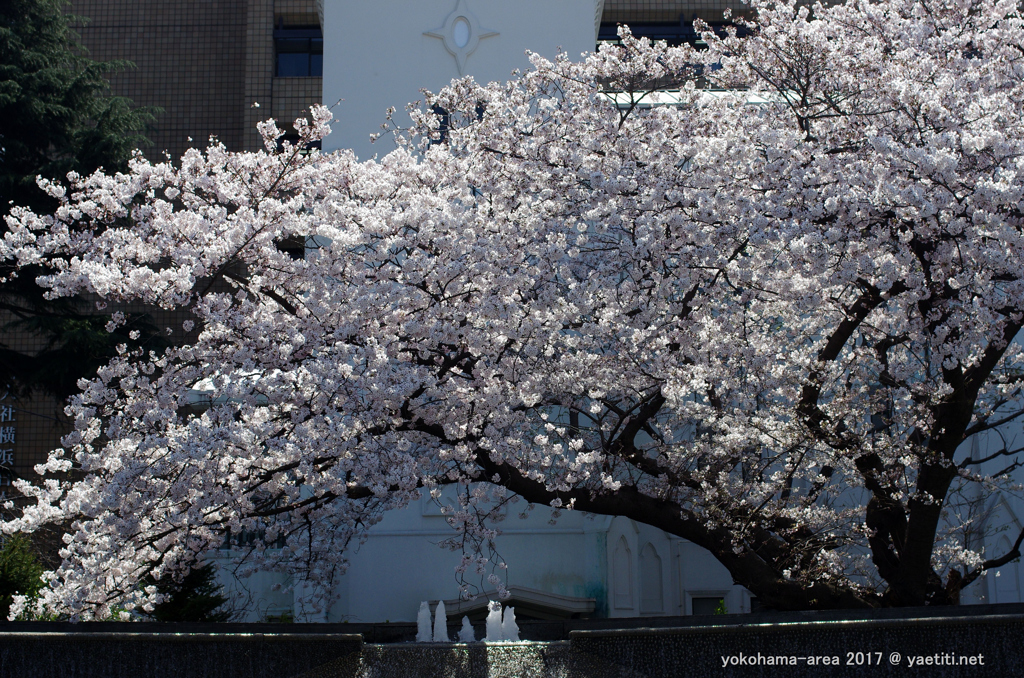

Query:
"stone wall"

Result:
[[572, 613, 1019, 677], [0, 631, 362, 678], [1, 605, 1021, 677]]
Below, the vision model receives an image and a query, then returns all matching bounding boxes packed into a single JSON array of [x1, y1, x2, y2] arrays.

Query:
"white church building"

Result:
[[212, 0, 1024, 623]]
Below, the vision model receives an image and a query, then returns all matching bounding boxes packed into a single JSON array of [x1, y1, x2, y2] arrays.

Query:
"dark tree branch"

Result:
[[960, 527, 1024, 589]]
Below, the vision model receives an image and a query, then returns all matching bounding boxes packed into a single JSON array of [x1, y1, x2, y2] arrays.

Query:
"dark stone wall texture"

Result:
[[1, 605, 1022, 677]]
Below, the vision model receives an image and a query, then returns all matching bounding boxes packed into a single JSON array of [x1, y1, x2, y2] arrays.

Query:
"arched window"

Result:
[[639, 543, 664, 614], [612, 536, 633, 609]]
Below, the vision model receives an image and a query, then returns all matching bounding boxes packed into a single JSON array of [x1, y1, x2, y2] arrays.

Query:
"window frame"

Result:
[[274, 26, 323, 78]]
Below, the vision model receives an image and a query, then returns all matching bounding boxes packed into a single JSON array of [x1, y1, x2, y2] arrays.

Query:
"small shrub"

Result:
[[0, 535, 44, 618]]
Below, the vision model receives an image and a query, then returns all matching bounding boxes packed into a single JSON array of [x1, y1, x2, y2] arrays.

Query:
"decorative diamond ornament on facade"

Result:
[[424, 0, 498, 74]]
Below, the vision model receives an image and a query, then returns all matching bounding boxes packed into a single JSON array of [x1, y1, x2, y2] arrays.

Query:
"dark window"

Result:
[[277, 132, 322, 154], [275, 27, 323, 77], [427, 104, 483, 146], [430, 105, 450, 146], [598, 19, 750, 48], [275, 236, 306, 260], [599, 21, 698, 47], [221, 526, 286, 549]]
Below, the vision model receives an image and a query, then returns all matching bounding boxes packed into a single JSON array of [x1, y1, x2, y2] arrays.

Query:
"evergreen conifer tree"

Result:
[[0, 0, 162, 397], [149, 563, 234, 623]]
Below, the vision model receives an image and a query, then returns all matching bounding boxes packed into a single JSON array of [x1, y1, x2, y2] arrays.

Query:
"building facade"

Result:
[[65, 0, 754, 159]]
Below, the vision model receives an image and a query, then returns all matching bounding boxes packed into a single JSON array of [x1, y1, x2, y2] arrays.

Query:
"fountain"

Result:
[[484, 600, 503, 642], [500, 606, 520, 642], [459, 615, 476, 642], [415, 601, 432, 642], [432, 600, 450, 642]]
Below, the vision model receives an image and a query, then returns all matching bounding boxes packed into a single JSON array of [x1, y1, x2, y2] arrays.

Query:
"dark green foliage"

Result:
[[0, 0, 163, 397], [148, 562, 234, 622], [0, 0, 156, 216], [6, 311, 169, 398], [0, 534, 44, 618]]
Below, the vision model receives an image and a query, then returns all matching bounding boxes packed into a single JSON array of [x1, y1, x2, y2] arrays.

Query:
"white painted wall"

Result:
[[954, 424, 1024, 605], [330, 488, 611, 622], [321, 0, 603, 160], [213, 430, 1024, 622]]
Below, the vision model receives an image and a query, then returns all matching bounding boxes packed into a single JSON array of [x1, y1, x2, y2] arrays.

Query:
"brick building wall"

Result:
[[1, 0, 319, 499], [71, 0, 250, 159], [70, 0, 323, 160]]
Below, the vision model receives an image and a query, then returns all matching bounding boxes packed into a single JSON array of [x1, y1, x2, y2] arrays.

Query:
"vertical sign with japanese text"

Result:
[[0, 389, 15, 500]]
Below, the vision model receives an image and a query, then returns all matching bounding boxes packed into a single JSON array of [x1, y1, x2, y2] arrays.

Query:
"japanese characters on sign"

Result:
[[0, 389, 14, 500]]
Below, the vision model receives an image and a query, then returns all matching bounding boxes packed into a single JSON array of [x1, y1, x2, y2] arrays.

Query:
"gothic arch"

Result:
[[612, 535, 633, 610], [639, 542, 664, 614]]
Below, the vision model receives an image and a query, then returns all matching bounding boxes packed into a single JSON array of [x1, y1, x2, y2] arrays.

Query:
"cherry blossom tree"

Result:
[[2, 0, 1024, 618]]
